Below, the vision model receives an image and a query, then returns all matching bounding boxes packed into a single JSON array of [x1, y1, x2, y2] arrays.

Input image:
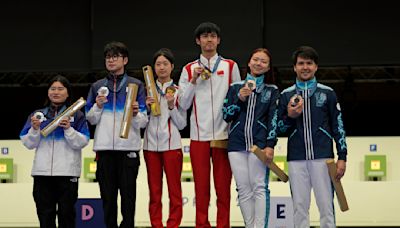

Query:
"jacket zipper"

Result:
[[113, 77, 117, 150], [209, 59, 215, 139], [50, 110, 57, 176]]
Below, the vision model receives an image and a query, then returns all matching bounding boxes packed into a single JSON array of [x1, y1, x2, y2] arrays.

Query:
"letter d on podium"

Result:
[[82, 205, 94, 221], [76, 198, 106, 228]]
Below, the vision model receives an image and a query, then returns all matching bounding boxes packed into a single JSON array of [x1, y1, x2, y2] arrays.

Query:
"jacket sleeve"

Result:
[[20, 114, 41, 150], [178, 66, 196, 111], [266, 87, 280, 148], [328, 90, 348, 161], [86, 83, 103, 125], [131, 81, 148, 129], [64, 111, 90, 150], [231, 62, 242, 82], [277, 91, 296, 135], [169, 89, 187, 130], [222, 84, 242, 123]]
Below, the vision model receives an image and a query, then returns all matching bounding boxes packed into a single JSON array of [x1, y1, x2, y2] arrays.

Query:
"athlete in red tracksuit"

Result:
[[178, 22, 241, 228], [143, 48, 186, 228]]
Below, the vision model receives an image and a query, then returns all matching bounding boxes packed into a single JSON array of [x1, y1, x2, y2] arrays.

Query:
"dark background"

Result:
[[1, 0, 399, 139]]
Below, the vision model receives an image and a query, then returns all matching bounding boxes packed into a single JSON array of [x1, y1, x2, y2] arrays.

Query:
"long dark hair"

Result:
[[246, 48, 275, 84], [44, 75, 72, 106]]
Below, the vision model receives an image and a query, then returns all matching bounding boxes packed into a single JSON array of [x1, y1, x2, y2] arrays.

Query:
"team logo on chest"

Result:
[[316, 92, 327, 107], [261, 90, 271, 103]]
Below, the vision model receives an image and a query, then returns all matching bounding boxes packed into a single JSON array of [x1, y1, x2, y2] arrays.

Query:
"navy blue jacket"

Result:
[[277, 78, 347, 161], [223, 80, 279, 152]]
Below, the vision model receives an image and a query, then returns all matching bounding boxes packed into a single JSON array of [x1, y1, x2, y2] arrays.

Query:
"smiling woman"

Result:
[[45, 75, 72, 107], [48, 83, 68, 105], [19, 74, 90, 228], [223, 47, 279, 228]]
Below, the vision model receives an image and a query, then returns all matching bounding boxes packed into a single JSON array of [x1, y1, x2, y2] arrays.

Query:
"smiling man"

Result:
[[277, 46, 348, 228]]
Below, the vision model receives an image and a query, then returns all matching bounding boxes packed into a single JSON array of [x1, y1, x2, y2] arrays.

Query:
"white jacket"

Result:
[[20, 107, 90, 177], [179, 54, 241, 141], [86, 75, 148, 152], [143, 80, 186, 151]]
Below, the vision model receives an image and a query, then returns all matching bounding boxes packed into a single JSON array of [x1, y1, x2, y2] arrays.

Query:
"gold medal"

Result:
[[200, 69, 211, 80], [166, 86, 176, 96]]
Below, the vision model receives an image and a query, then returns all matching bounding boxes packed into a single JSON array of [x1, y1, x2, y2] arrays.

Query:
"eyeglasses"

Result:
[[105, 55, 124, 61]]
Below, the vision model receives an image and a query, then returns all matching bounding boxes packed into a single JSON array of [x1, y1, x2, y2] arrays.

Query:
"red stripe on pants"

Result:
[[190, 140, 232, 228], [144, 149, 183, 228]]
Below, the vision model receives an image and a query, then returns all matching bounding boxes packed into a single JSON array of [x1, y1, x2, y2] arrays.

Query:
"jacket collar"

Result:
[[156, 79, 174, 90], [106, 72, 126, 81], [199, 53, 219, 69], [296, 77, 317, 97]]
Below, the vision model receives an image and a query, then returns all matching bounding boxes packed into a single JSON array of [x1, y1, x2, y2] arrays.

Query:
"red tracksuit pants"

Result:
[[190, 140, 232, 228], [144, 149, 183, 228]]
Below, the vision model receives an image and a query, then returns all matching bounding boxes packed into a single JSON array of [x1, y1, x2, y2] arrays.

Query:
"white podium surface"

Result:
[[1, 137, 400, 227]]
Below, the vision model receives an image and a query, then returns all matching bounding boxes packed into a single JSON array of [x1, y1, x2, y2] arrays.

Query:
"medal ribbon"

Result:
[[198, 55, 222, 74], [155, 81, 175, 97]]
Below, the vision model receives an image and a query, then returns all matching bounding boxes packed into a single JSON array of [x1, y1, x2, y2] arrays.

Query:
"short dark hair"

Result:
[[292, 46, 319, 65], [194, 22, 221, 39], [153, 48, 175, 65], [103, 41, 129, 58], [45, 75, 72, 106]]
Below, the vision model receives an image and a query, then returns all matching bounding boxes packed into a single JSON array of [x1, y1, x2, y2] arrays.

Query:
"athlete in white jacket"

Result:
[[20, 75, 89, 228], [85, 41, 147, 228], [178, 22, 241, 228], [143, 48, 186, 228]]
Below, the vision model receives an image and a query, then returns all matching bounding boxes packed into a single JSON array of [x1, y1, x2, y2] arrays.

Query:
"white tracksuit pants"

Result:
[[229, 151, 270, 228], [288, 159, 335, 228]]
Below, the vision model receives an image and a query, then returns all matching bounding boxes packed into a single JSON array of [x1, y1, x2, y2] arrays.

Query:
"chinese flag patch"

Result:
[[217, 70, 224, 76]]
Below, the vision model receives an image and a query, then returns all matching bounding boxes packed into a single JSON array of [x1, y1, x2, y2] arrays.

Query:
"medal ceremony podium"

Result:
[[0, 137, 400, 227]]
